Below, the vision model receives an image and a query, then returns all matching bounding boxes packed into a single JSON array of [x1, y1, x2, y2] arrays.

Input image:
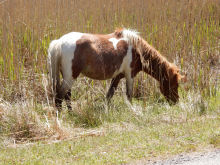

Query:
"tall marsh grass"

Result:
[[0, 0, 219, 142]]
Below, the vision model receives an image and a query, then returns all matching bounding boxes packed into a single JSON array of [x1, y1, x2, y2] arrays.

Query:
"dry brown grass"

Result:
[[1, 0, 219, 100]]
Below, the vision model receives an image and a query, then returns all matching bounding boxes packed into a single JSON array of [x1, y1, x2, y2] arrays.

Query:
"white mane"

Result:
[[121, 29, 140, 45]]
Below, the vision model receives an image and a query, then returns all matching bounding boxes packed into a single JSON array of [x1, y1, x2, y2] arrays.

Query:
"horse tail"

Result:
[[48, 40, 62, 97]]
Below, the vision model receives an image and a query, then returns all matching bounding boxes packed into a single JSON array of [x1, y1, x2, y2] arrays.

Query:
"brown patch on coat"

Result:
[[72, 33, 128, 80], [130, 49, 142, 78]]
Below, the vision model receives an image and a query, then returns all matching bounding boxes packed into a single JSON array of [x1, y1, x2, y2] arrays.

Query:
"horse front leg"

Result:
[[55, 91, 63, 112], [106, 75, 122, 100], [125, 75, 134, 102]]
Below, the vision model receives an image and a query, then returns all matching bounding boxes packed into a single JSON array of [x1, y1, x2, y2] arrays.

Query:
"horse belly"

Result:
[[81, 63, 119, 80], [80, 51, 128, 80]]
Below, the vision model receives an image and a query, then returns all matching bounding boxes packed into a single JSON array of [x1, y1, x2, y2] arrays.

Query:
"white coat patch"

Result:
[[109, 38, 125, 50], [57, 32, 84, 94], [60, 32, 83, 81], [112, 45, 133, 78]]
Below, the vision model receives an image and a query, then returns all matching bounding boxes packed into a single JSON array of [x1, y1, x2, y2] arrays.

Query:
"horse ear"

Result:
[[178, 74, 187, 83]]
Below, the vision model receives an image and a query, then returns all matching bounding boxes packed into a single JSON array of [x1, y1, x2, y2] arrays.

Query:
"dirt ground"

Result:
[[130, 148, 220, 165]]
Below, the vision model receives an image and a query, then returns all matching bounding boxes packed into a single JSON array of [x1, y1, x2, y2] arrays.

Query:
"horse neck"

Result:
[[140, 41, 170, 83]]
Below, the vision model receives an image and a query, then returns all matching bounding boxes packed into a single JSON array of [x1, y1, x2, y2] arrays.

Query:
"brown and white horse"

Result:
[[48, 28, 186, 111]]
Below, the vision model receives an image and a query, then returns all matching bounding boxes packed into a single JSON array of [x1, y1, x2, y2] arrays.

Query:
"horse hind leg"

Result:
[[61, 64, 83, 113], [55, 79, 74, 112], [57, 78, 74, 111], [55, 89, 63, 112], [64, 89, 72, 113]]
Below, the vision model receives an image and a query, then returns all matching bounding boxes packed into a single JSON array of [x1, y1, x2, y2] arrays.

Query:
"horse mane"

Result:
[[114, 28, 179, 81]]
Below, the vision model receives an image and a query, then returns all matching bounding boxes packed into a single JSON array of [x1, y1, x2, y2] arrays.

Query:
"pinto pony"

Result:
[[48, 28, 186, 111]]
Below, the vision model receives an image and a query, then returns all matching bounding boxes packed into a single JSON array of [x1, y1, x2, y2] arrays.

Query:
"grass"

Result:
[[1, 108, 220, 164], [0, 0, 220, 164], [0, 91, 220, 164]]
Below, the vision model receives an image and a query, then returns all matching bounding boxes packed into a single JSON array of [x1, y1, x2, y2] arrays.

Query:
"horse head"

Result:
[[160, 64, 187, 104]]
